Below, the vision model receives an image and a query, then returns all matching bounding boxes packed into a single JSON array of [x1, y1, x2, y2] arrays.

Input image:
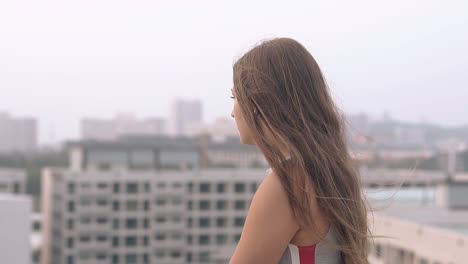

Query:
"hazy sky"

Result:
[[0, 0, 467, 145]]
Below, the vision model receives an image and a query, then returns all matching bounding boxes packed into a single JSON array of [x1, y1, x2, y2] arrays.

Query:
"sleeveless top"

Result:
[[266, 167, 342, 263], [279, 226, 342, 264]]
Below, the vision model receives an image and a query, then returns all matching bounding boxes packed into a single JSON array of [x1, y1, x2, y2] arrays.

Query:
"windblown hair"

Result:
[[233, 38, 370, 264]]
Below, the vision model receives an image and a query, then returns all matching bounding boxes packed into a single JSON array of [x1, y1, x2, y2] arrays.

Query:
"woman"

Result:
[[229, 38, 369, 264]]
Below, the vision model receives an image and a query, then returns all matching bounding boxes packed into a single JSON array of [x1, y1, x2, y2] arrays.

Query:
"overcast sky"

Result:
[[0, 0, 467, 145]]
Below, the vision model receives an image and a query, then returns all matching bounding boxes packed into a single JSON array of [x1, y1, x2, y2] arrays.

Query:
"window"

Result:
[[199, 252, 209, 262], [67, 237, 74, 248], [155, 216, 166, 223], [112, 255, 119, 264], [155, 250, 165, 258], [234, 200, 246, 210], [113, 201, 120, 211], [235, 183, 245, 193], [217, 183, 226, 193], [375, 244, 382, 258], [172, 232, 182, 240], [112, 237, 119, 247], [199, 217, 210, 228], [79, 252, 90, 261], [199, 200, 210, 210], [251, 183, 258, 192], [234, 217, 244, 227], [125, 254, 137, 264], [96, 253, 106, 260], [96, 235, 107, 242], [97, 199, 108, 206], [143, 218, 149, 228], [187, 183, 193, 193], [216, 217, 227, 228], [113, 183, 120, 193], [200, 182, 210, 193], [68, 183, 75, 193], [142, 236, 149, 246], [187, 201, 193, 210], [144, 182, 150, 192], [155, 233, 166, 241], [187, 218, 193, 228], [80, 199, 91, 206], [187, 235, 193, 244], [67, 219, 74, 230], [216, 234, 227, 244], [199, 235, 210, 245], [156, 199, 166, 206], [80, 217, 90, 224], [113, 219, 119, 229], [13, 182, 20, 193], [130, 150, 154, 167], [125, 236, 137, 247], [143, 200, 150, 211], [68, 201, 75, 212], [172, 197, 182, 205], [216, 200, 227, 210], [126, 200, 138, 211], [79, 235, 90, 243], [96, 217, 108, 224], [171, 251, 181, 258], [126, 183, 138, 193], [67, 256, 74, 264], [126, 218, 138, 229], [233, 233, 241, 242], [97, 183, 107, 189]]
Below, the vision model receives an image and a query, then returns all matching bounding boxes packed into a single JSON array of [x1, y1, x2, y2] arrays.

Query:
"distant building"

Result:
[[200, 135, 267, 169], [81, 113, 166, 141], [170, 99, 203, 136], [0, 193, 32, 264], [0, 112, 37, 153], [187, 117, 238, 142], [0, 168, 27, 194], [369, 174, 468, 264]]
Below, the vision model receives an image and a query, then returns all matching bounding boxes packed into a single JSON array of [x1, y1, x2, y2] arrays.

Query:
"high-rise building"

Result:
[[0, 193, 32, 264], [0, 112, 37, 153], [170, 99, 203, 136], [41, 137, 262, 264], [81, 113, 166, 141]]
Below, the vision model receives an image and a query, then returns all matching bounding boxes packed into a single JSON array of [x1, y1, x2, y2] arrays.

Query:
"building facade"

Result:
[[0, 112, 37, 153]]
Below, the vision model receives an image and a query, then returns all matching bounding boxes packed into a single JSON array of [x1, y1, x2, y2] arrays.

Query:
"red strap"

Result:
[[298, 245, 316, 264]]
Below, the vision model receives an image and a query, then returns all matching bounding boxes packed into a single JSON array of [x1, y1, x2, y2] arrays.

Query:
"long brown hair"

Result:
[[233, 38, 370, 264]]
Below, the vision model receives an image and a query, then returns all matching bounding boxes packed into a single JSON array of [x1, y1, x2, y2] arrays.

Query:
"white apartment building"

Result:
[[0, 193, 32, 264], [41, 137, 264, 264]]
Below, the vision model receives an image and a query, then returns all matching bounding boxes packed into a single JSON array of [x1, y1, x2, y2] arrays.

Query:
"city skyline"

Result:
[[1, 0, 467, 144]]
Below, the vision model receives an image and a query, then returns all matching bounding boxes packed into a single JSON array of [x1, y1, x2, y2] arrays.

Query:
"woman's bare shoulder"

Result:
[[229, 168, 300, 264]]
